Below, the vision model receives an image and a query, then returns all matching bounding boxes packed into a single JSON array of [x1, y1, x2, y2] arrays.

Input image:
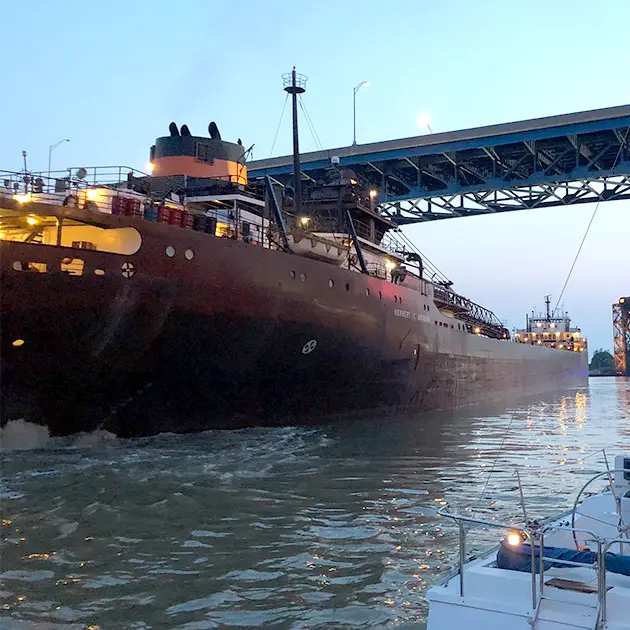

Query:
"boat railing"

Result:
[[1, 167, 251, 206], [437, 504, 627, 624], [437, 506, 539, 609]]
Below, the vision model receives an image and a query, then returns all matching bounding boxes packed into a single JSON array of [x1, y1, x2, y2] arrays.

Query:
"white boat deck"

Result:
[[427, 458, 630, 629]]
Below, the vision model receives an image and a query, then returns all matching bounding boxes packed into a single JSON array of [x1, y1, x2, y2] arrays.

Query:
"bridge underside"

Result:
[[248, 105, 630, 224]]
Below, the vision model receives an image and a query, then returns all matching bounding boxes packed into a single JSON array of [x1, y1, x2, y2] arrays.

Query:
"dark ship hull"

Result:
[[1, 209, 588, 437]]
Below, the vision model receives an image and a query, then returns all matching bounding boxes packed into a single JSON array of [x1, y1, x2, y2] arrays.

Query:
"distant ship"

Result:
[[0, 75, 588, 436]]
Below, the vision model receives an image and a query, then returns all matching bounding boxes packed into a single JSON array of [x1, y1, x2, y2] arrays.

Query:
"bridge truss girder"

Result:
[[249, 105, 630, 225], [379, 172, 630, 224]]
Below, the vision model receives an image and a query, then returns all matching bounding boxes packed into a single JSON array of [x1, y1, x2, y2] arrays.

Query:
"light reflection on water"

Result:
[[1, 377, 628, 628]]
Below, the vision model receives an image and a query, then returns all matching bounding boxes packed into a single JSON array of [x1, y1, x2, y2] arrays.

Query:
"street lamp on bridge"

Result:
[[47, 138, 70, 182], [353, 80, 369, 146], [416, 113, 433, 133]]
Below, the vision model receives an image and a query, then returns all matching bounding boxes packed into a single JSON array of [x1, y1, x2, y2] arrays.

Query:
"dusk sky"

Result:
[[3, 0, 627, 352]]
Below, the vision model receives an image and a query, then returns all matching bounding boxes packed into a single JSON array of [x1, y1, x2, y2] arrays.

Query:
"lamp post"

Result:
[[47, 139, 70, 185], [416, 113, 433, 133], [352, 80, 369, 145]]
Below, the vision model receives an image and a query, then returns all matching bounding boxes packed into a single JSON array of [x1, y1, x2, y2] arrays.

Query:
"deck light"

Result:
[[26, 216, 38, 226], [299, 216, 311, 227], [369, 190, 378, 199], [506, 531, 523, 546], [385, 260, 396, 271]]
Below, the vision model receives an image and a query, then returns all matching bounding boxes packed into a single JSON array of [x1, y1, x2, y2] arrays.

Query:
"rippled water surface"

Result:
[[1, 377, 629, 628]]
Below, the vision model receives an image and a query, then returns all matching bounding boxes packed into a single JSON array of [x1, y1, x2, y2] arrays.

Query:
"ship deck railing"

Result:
[[436, 499, 629, 627]]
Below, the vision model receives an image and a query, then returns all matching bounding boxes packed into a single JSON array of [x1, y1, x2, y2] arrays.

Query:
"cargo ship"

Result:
[[0, 74, 588, 436]]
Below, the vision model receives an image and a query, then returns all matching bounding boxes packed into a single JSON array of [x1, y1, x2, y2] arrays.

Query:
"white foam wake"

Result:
[[0, 419, 50, 451]]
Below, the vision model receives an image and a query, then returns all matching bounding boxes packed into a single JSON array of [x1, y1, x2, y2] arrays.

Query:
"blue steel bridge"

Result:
[[248, 104, 630, 224]]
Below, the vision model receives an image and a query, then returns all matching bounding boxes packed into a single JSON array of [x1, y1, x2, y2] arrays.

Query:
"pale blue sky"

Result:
[[3, 0, 628, 351]]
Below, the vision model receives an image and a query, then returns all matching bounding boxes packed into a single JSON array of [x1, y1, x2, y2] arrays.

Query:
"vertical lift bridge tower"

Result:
[[613, 297, 630, 376]]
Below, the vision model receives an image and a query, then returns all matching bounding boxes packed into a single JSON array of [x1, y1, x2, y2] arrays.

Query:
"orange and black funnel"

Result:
[[150, 122, 247, 184]]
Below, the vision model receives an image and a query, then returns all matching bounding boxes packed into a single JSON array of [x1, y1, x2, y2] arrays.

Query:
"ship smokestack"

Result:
[[208, 122, 221, 140], [180, 124, 192, 137], [169, 122, 180, 136]]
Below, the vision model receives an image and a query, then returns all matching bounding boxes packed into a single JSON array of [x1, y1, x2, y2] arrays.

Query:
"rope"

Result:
[[554, 125, 630, 313], [269, 93, 289, 158], [470, 414, 516, 518], [298, 95, 324, 151]]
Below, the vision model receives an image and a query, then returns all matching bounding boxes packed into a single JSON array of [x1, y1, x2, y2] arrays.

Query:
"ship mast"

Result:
[[545, 294, 552, 321], [283, 67, 307, 216]]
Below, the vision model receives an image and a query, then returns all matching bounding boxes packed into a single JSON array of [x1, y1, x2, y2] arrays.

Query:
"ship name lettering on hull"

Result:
[[394, 309, 429, 323]]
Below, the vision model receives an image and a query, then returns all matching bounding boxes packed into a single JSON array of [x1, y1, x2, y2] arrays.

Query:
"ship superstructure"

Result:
[[515, 295, 587, 354]]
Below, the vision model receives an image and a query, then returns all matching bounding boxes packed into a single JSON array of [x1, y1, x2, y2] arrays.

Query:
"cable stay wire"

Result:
[[298, 95, 324, 152], [553, 124, 630, 314], [269, 93, 289, 158]]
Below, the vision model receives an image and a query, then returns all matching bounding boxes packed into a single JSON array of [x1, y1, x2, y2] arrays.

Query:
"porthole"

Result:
[[166, 246, 175, 257], [94, 269, 105, 276], [394, 295, 398, 303], [300, 273, 306, 282], [379, 291, 382, 299], [328, 279, 334, 288], [290, 270, 296, 279], [365, 288, 370, 296], [185, 249, 194, 260], [345, 283, 350, 292], [399, 297, 403, 304]]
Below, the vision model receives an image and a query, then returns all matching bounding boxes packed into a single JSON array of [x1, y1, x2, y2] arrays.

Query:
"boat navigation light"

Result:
[[474, 327, 481, 335], [369, 189, 378, 199], [621, 297, 626, 304], [26, 216, 38, 226], [506, 531, 524, 547]]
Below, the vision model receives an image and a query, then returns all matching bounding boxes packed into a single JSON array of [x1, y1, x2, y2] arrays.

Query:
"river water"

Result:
[[1, 377, 629, 629]]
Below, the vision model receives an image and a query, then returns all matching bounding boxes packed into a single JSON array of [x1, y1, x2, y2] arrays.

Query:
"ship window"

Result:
[[290, 270, 296, 279], [94, 268, 105, 276], [435, 321, 438, 325], [60, 257, 84, 276], [328, 279, 334, 288], [12, 261, 47, 272], [300, 273, 306, 282], [185, 249, 194, 260], [365, 288, 370, 296], [166, 246, 175, 257], [345, 283, 350, 291], [378, 291, 382, 299]]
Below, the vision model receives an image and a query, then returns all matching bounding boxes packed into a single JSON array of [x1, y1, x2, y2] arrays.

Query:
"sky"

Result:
[[2, 0, 628, 352]]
